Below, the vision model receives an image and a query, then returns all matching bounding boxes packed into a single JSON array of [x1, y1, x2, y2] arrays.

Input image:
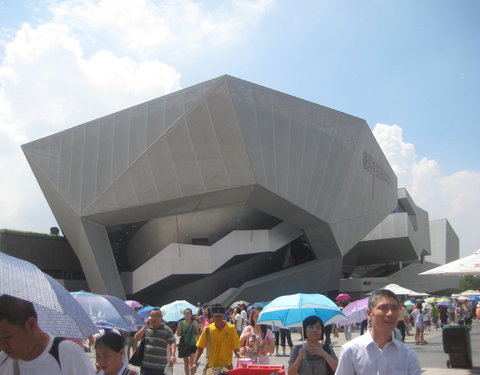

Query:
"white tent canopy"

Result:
[[460, 290, 480, 296], [373, 283, 429, 296], [420, 249, 480, 276]]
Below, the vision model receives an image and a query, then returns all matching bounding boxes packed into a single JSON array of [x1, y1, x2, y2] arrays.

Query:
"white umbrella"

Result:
[[160, 300, 199, 322], [460, 290, 480, 296], [378, 283, 429, 297], [420, 249, 480, 276]]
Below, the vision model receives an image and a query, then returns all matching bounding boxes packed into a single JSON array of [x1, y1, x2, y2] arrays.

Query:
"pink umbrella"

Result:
[[337, 297, 369, 326], [335, 293, 351, 301], [125, 300, 142, 309]]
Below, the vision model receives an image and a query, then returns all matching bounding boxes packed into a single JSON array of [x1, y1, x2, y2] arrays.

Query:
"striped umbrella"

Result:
[[0, 252, 98, 339]]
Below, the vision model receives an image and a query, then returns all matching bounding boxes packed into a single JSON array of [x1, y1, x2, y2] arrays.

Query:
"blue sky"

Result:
[[0, 0, 479, 257]]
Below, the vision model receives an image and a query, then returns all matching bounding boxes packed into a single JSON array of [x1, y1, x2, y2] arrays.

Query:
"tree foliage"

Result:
[[460, 275, 480, 292]]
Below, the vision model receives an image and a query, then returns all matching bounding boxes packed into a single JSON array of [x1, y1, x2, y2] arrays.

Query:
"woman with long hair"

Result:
[[177, 308, 199, 375], [239, 307, 275, 364], [288, 316, 337, 375]]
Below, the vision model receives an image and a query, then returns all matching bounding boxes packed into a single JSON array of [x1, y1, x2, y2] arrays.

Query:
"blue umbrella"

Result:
[[437, 301, 453, 306], [248, 302, 269, 311], [160, 300, 199, 322], [470, 296, 480, 301], [257, 293, 347, 327], [0, 252, 98, 339], [137, 305, 159, 319], [71, 291, 143, 331]]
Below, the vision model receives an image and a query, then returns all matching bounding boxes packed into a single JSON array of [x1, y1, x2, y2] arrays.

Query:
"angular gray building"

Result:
[[22, 75, 397, 304], [340, 189, 460, 297]]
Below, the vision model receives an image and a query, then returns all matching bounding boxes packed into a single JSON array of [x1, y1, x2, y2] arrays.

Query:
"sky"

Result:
[[0, 0, 479, 257]]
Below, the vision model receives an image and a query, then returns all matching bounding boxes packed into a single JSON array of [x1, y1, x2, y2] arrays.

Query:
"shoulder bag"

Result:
[[129, 338, 146, 366], [178, 321, 194, 357]]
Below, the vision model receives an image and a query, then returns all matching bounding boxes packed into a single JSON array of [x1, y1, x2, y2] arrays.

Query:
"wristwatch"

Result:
[[193, 362, 200, 366]]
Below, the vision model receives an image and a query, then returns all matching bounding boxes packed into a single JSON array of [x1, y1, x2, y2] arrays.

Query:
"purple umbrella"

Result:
[[125, 300, 142, 309], [336, 297, 369, 326]]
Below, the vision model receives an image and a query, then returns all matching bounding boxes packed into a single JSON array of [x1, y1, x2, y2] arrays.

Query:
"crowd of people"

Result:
[[1, 291, 479, 375]]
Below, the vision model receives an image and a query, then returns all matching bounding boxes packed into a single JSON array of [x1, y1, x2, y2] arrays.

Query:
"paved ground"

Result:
[[88, 322, 480, 374]]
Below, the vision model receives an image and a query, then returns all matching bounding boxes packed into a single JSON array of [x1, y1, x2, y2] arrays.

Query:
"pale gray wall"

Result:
[[126, 205, 275, 270], [343, 188, 430, 266], [427, 218, 459, 265]]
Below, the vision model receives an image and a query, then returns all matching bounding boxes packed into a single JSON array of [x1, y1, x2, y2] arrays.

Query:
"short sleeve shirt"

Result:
[[196, 322, 240, 367], [288, 343, 337, 375], [0, 335, 95, 375], [143, 324, 176, 370]]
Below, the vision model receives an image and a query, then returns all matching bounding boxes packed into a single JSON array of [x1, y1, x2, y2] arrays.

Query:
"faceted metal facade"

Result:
[[23, 75, 397, 300]]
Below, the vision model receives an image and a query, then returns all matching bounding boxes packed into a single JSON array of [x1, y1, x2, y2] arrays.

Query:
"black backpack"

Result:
[[50, 337, 66, 368], [1, 337, 65, 369]]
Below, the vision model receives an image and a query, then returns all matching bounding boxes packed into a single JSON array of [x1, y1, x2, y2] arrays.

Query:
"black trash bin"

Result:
[[442, 325, 472, 369]]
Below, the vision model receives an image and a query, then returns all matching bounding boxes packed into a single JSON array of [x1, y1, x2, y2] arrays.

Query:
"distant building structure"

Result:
[[18, 75, 458, 304], [0, 229, 88, 291], [427, 219, 460, 265], [340, 191, 459, 298]]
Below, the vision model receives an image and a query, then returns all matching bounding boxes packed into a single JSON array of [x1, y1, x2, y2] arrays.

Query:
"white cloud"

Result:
[[0, 20, 181, 232], [0, 0, 273, 234], [49, 0, 275, 59], [1, 22, 181, 139], [373, 123, 480, 255]]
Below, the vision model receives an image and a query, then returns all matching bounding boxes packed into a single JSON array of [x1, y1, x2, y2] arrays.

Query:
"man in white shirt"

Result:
[[336, 289, 421, 375], [0, 294, 95, 375]]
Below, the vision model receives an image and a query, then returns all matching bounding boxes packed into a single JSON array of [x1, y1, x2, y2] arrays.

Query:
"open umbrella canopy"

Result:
[[257, 293, 347, 327], [229, 300, 249, 309], [71, 291, 143, 331], [460, 290, 480, 296], [404, 300, 415, 309], [437, 296, 452, 303], [248, 302, 269, 311], [336, 297, 368, 326], [419, 249, 480, 276], [137, 305, 160, 319], [125, 300, 142, 309], [0, 252, 97, 339], [380, 283, 429, 297], [160, 300, 199, 322], [425, 297, 437, 304], [335, 293, 351, 301]]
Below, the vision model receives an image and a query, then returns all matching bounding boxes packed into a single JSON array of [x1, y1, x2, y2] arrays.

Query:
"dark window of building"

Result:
[[192, 238, 209, 245]]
